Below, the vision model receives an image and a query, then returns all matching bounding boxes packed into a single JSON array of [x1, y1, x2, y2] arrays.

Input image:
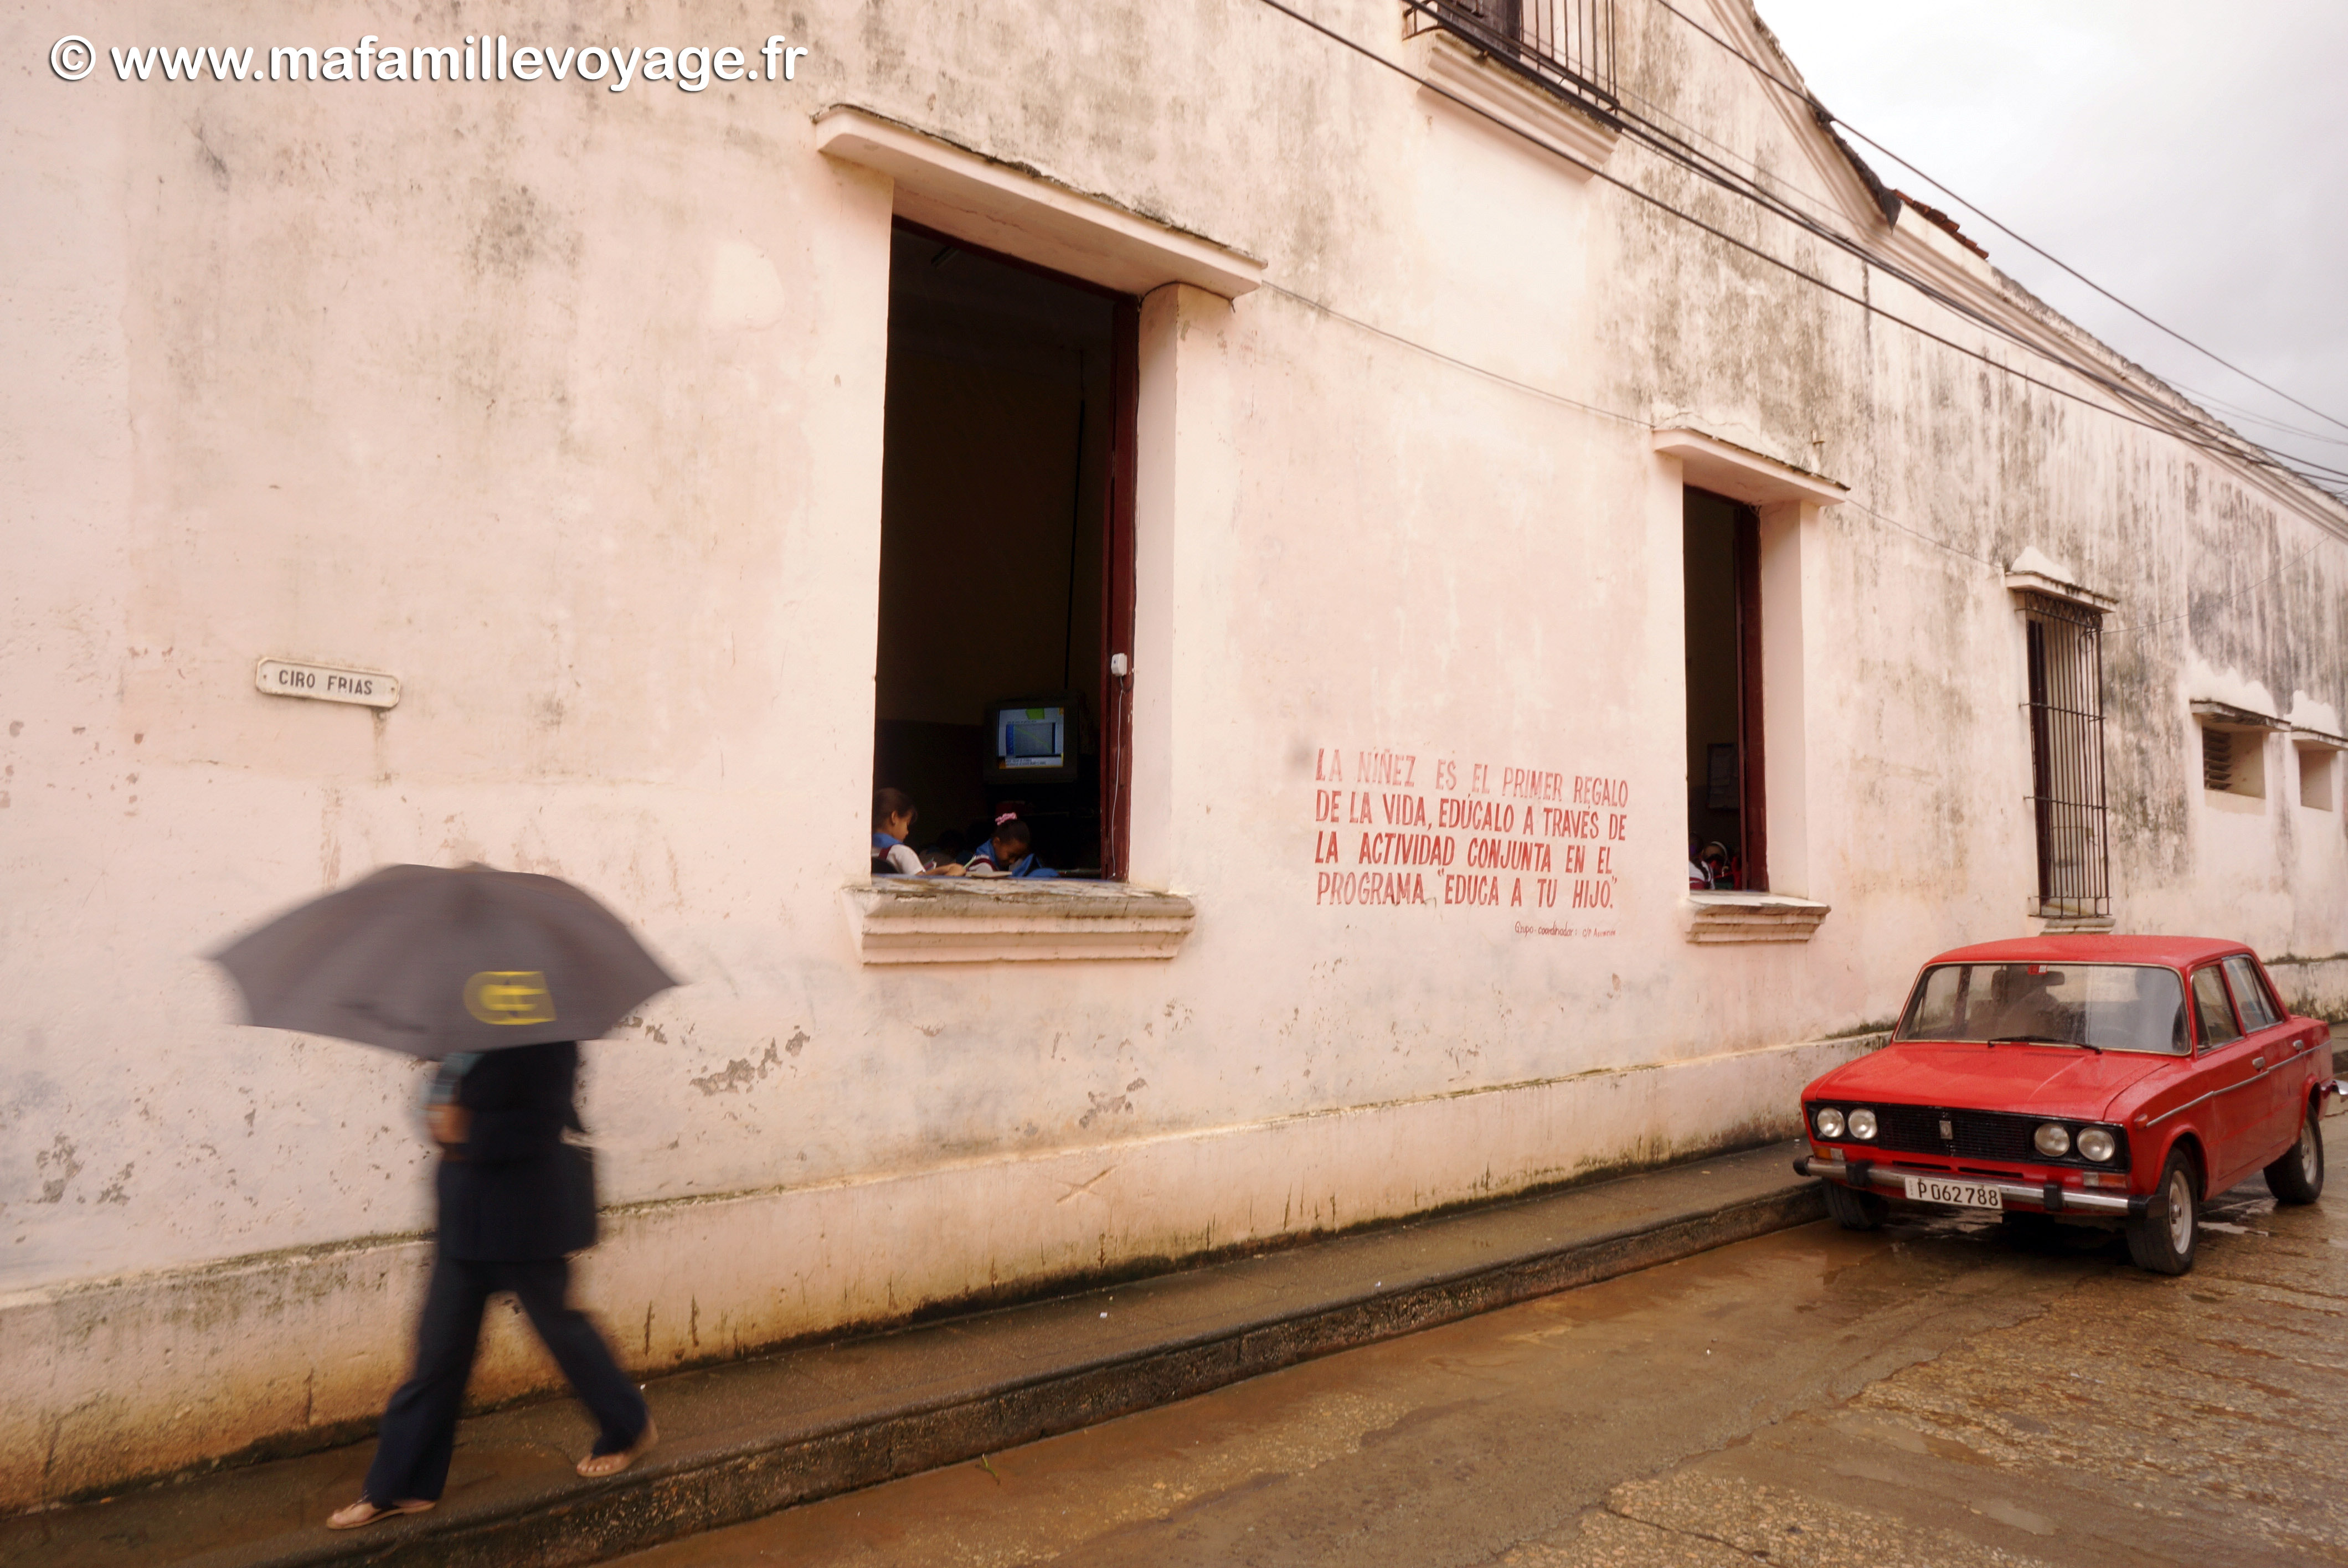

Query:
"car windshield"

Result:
[[1896, 962, 2188, 1055]]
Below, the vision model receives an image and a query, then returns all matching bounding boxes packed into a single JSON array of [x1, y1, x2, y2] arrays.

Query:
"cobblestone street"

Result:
[[624, 1172, 2345, 1568]]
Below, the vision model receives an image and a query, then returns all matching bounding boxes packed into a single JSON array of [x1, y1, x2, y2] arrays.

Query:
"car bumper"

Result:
[[1794, 1154, 2146, 1216]]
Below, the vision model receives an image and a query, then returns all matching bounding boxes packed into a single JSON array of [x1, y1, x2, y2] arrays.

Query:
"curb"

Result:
[[243, 1178, 1825, 1567]]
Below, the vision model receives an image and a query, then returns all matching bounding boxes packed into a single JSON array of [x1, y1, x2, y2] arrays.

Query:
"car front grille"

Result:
[[1836, 1103, 2128, 1170]]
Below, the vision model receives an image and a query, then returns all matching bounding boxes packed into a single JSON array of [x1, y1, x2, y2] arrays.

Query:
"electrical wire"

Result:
[[1257, 281, 1645, 426], [1424, 4, 2348, 493], [1605, 78, 1850, 230], [1642, 0, 2348, 439], [1273, 259, 2331, 632], [1275, 0, 2348, 499], [2107, 541, 2330, 638], [2159, 385, 2348, 451], [1258, 276, 2011, 575], [1261, 212, 2335, 620], [1230, 0, 2348, 630], [1603, 121, 2348, 492]]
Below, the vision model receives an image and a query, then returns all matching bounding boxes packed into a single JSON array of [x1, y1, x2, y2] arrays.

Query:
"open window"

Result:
[[872, 223, 1138, 879], [1683, 488, 1763, 891], [1656, 429, 1843, 939]]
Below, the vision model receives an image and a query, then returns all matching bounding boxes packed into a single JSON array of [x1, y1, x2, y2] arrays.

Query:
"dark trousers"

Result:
[[363, 1254, 648, 1504]]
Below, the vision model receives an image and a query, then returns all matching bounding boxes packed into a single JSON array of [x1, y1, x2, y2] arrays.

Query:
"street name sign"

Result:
[[255, 658, 400, 709]]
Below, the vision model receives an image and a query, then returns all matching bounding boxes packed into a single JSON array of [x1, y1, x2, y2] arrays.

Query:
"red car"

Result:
[[1796, 936, 2337, 1274]]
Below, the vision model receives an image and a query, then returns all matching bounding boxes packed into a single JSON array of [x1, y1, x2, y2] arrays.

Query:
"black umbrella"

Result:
[[213, 864, 678, 1059]]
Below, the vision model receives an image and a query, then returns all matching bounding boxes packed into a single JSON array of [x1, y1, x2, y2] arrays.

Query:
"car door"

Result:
[[2187, 963, 2266, 1191], [2222, 955, 2302, 1159]]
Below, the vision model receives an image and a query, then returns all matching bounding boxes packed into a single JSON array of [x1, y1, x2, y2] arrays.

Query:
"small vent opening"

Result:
[[2202, 728, 2233, 792], [2200, 723, 2265, 799]]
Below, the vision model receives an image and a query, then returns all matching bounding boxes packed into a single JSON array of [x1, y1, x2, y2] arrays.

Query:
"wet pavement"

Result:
[[616, 1178, 2346, 1568], [0, 1142, 1820, 1567]]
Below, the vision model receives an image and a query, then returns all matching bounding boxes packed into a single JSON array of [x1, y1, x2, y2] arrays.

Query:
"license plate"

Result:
[[1902, 1174, 2004, 1210]]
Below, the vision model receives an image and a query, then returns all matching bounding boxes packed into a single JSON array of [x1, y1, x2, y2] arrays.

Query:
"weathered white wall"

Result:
[[3, 0, 2343, 1507], [0, 1030, 1863, 1502]]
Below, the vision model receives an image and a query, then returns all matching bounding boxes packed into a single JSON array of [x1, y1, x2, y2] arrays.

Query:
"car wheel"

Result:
[[2263, 1101, 2325, 1205], [2125, 1149, 2199, 1275], [1822, 1179, 1887, 1230]]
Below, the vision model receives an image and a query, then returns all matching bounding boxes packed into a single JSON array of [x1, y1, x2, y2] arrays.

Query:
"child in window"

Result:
[[948, 813, 1057, 879], [871, 788, 923, 876]]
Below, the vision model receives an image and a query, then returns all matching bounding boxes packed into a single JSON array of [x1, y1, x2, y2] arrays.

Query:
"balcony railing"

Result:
[[1405, 0, 1620, 115]]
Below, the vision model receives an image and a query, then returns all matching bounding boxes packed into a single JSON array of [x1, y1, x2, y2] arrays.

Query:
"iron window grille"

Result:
[[1404, 0, 1621, 116], [2022, 592, 2110, 919]]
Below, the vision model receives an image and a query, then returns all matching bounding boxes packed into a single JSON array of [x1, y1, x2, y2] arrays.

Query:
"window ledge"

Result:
[[2036, 914, 2117, 934], [1405, 28, 1620, 179], [845, 878, 1196, 964], [1683, 891, 1830, 945]]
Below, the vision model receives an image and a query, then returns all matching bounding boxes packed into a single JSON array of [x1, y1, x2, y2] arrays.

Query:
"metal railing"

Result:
[[2022, 593, 2111, 919], [1405, 0, 1620, 114]]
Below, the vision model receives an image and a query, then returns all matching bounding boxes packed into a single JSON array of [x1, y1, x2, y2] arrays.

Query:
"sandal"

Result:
[[326, 1497, 435, 1530], [576, 1416, 658, 1479]]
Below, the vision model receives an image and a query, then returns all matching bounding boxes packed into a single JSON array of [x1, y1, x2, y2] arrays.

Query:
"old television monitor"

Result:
[[984, 696, 1077, 784]]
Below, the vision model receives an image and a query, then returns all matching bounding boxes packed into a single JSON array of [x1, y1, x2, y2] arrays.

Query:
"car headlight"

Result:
[[2076, 1126, 2117, 1163], [1814, 1107, 1845, 1139], [2033, 1122, 2072, 1158], [1847, 1107, 1878, 1141]]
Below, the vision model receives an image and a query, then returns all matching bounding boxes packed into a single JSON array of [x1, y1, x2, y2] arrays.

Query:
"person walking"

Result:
[[327, 1039, 656, 1529], [209, 864, 678, 1531]]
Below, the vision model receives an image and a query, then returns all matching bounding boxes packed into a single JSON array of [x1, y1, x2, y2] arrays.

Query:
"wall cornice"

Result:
[[1697, 1, 2348, 543], [1652, 427, 1847, 508], [812, 106, 1264, 300]]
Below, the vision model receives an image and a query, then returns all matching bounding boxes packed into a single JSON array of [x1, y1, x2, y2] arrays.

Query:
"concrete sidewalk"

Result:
[[0, 1141, 1821, 1568]]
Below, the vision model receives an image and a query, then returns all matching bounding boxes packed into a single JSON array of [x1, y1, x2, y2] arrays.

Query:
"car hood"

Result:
[[1811, 1041, 2174, 1121]]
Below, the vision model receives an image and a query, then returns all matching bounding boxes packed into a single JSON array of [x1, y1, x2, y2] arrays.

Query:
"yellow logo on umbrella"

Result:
[[464, 971, 557, 1025]]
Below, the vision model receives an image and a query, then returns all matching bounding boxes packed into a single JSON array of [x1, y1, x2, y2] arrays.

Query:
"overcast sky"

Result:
[[1750, 0, 2348, 494]]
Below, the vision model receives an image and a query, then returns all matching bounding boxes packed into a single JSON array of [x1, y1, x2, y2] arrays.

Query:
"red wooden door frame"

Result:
[[1733, 504, 1768, 892], [1099, 297, 1140, 880]]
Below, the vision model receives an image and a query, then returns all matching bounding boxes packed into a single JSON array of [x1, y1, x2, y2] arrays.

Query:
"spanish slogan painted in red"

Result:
[[1310, 746, 1627, 934]]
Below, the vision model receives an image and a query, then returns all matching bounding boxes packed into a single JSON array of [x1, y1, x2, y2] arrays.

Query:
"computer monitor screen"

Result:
[[998, 707, 1065, 768], [1005, 716, 1061, 760]]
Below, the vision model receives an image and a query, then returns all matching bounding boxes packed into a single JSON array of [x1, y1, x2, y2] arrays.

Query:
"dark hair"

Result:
[[992, 818, 1033, 853], [873, 787, 916, 828]]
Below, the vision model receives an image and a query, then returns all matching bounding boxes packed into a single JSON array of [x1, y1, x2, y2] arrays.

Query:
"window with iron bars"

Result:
[[1404, 0, 1620, 114], [2022, 592, 2110, 919]]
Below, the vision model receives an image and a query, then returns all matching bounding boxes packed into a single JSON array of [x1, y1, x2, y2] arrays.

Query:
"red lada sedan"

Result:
[[1797, 936, 2336, 1274]]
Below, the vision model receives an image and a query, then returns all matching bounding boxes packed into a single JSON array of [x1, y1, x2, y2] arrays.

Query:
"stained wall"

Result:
[[3, 0, 2342, 1505]]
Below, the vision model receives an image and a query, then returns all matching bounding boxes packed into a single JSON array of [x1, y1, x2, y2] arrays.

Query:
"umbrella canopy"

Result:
[[213, 864, 678, 1059]]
